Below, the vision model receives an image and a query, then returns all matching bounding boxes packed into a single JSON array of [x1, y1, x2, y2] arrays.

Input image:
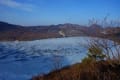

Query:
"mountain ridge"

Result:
[[0, 21, 120, 41]]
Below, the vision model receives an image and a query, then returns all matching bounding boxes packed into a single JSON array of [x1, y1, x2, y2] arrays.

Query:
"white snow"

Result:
[[0, 37, 91, 80]]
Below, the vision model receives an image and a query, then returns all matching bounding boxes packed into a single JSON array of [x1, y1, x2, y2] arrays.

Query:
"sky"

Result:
[[0, 0, 120, 26]]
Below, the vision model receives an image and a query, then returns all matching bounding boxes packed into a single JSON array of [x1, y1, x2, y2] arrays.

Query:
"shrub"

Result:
[[88, 44, 106, 61]]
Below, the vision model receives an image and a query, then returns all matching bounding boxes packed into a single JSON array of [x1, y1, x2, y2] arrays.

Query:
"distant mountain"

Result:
[[0, 21, 120, 41], [0, 21, 23, 31], [0, 21, 61, 40]]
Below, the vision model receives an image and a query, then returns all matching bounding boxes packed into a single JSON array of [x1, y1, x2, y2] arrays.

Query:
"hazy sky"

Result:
[[0, 0, 120, 26]]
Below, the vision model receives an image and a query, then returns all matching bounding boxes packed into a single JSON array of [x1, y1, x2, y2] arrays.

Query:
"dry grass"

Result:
[[32, 60, 120, 80]]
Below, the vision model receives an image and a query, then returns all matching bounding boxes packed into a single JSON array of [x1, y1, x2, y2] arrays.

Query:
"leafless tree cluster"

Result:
[[88, 15, 120, 27]]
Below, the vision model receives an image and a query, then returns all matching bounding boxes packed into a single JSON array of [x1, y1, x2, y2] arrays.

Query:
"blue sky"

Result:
[[0, 0, 120, 26]]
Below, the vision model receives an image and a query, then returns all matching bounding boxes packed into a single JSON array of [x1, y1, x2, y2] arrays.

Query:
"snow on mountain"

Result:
[[0, 37, 90, 80]]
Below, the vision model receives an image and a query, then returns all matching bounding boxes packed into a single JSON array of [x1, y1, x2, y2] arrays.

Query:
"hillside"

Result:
[[0, 21, 120, 41], [0, 21, 105, 41], [32, 61, 120, 80], [0, 22, 61, 41]]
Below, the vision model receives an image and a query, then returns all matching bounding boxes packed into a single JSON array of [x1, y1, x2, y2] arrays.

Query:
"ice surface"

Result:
[[0, 37, 89, 80]]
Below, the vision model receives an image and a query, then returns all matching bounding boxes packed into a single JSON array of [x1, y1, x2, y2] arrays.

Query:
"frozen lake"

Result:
[[0, 37, 90, 80]]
